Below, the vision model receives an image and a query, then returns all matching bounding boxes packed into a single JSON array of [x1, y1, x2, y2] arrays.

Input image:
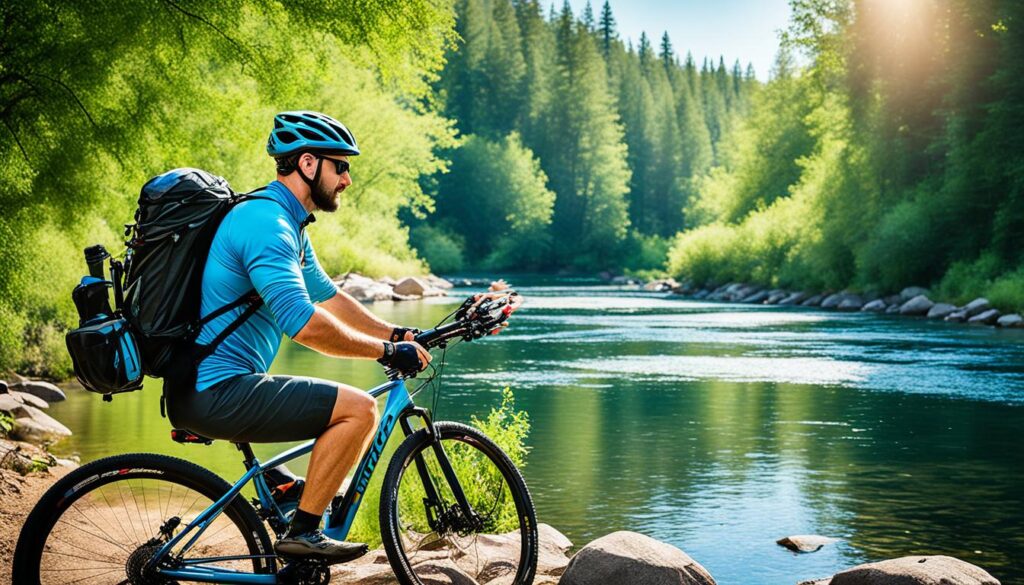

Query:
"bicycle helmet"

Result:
[[267, 111, 360, 157]]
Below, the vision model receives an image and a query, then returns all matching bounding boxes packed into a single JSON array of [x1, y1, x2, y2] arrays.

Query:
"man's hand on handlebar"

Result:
[[378, 340, 432, 376]]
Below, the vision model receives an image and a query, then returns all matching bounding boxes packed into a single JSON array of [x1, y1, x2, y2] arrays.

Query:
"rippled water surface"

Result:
[[50, 279, 1024, 584]]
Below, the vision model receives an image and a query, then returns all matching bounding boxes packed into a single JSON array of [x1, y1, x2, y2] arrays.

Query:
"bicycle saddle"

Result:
[[170, 428, 214, 445]]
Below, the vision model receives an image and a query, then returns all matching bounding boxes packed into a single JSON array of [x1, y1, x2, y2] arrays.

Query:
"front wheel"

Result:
[[380, 421, 538, 585]]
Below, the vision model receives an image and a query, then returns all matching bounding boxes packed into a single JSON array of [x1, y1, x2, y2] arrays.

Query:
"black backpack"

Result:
[[67, 168, 267, 398]]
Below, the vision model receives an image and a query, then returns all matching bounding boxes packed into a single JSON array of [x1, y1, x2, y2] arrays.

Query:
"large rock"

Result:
[[9, 380, 66, 403], [343, 281, 395, 302], [10, 405, 71, 443], [394, 277, 429, 296], [837, 296, 865, 311], [963, 298, 991, 318], [559, 531, 715, 585], [779, 292, 809, 306], [741, 290, 771, 304], [645, 279, 680, 293], [968, 309, 1000, 325], [801, 294, 825, 307], [820, 293, 845, 309], [926, 303, 957, 319], [765, 290, 790, 305], [945, 310, 968, 323], [0, 393, 29, 417], [828, 555, 1000, 585], [997, 314, 1024, 328], [885, 304, 902, 314], [861, 299, 887, 313], [776, 535, 839, 553], [425, 274, 455, 290], [899, 295, 934, 316], [900, 286, 930, 301]]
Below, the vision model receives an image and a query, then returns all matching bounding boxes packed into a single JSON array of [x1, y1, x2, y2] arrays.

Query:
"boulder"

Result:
[[394, 277, 430, 296], [801, 294, 825, 307], [559, 531, 715, 585], [741, 291, 771, 304], [883, 295, 903, 306], [645, 279, 679, 293], [376, 275, 398, 286], [968, 309, 1001, 325], [0, 393, 29, 417], [343, 281, 395, 302], [9, 380, 66, 403], [963, 298, 992, 318], [926, 303, 957, 319], [997, 314, 1024, 328], [945, 310, 968, 323], [692, 290, 710, 300], [885, 304, 902, 314], [820, 293, 845, 309], [899, 295, 934, 316], [425, 274, 455, 289], [900, 286, 930, 301], [776, 535, 839, 553], [860, 299, 887, 313], [828, 555, 1000, 585], [778, 292, 809, 306], [765, 290, 790, 305], [10, 405, 71, 443], [837, 296, 865, 311]]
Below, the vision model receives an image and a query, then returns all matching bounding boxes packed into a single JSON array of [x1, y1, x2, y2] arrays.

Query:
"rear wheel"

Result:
[[380, 421, 538, 585], [12, 453, 275, 584]]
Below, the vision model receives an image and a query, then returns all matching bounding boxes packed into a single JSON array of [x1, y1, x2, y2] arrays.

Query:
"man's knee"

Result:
[[329, 384, 378, 432]]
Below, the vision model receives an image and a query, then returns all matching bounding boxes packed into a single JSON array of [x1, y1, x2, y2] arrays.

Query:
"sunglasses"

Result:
[[319, 156, 350, 175]]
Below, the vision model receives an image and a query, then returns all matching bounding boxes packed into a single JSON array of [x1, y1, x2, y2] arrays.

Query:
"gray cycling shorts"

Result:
[[167, 373, 338, 443]]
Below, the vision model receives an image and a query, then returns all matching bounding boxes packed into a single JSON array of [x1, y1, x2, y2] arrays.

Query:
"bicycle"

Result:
[[13, 291, 537, 585]]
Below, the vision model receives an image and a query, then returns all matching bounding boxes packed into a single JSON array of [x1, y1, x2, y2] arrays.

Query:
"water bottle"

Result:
[[84, 245, 110, 280]]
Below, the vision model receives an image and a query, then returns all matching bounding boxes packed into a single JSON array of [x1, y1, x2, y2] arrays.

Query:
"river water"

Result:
[[49, 279, 1024, 584]]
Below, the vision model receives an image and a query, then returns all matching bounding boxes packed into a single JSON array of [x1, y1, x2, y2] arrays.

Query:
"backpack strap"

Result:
[[192, 290, 264, 364]]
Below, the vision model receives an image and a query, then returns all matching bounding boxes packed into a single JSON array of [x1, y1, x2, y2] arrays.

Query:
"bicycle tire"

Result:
[[380, 421, 538, 585], [12, 452, 276, 584]]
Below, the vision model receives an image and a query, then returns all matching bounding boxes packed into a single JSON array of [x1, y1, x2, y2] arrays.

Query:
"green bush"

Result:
[[936, 254, 1024, 312], [410, 225, 466, 274]]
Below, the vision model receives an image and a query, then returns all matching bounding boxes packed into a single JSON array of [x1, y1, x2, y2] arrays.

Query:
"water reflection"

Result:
[[48, 282, 1024, 584]]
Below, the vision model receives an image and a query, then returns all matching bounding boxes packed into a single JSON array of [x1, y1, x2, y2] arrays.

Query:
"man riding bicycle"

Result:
[[166, 111, 430, 563]]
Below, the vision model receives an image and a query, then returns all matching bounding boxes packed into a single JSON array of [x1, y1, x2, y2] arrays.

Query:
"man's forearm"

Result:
[[293, 306, 386, 359], [318, 291, 396, 339]]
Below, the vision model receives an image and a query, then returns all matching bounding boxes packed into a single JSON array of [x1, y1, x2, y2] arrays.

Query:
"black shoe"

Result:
[[274, 530, 369, 564]]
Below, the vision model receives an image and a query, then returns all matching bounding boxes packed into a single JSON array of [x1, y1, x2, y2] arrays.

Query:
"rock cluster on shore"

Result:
[[0, 379, 70, 445], [335, 273, 456, 302], [643, 279, 1024, 330], [327, 527, 999, 585]]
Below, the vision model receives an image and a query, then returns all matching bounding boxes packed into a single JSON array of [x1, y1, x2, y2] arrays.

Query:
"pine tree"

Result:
[[659, 32, 674, 69], [599, 1, 617, 57], [638, 32, 652, 69], [581, 0, 596, 31]]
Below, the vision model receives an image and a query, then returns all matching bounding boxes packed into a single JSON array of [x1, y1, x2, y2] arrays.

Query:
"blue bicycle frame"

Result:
[[150, 377, 442, 584]]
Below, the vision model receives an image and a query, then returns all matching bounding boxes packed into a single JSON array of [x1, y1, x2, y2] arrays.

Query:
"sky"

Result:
[[565, 0, 792, 81]]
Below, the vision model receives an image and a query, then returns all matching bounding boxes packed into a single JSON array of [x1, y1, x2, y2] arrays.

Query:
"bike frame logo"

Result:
[[355, 412, 396, 495]]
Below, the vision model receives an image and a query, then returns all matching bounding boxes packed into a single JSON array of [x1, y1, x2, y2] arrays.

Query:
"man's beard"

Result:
[[310, 177, 339, 212]]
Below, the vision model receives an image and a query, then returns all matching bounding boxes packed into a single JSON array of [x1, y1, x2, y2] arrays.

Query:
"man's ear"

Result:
[[300, 152, 318, 170]]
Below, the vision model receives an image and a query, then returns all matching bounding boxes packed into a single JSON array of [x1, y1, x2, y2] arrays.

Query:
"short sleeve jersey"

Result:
[[194, 180, 337, 391]]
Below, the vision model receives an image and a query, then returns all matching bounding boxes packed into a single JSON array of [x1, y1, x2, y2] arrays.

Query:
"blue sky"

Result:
[[564, 0, 792, 80]]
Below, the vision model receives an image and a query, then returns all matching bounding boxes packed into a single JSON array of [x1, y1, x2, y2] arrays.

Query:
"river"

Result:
[[49, 278, 1024, 584]]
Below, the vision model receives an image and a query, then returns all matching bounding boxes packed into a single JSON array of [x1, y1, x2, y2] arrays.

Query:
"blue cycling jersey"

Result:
[[195, 180, 337, 391]]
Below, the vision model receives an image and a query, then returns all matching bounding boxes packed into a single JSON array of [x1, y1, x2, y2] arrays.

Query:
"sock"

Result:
[[287, 509, 322, 537]]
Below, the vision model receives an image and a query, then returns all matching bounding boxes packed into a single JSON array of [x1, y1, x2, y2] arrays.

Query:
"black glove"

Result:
[[377, 341, 423, 373], [389, 326, 421, 343]]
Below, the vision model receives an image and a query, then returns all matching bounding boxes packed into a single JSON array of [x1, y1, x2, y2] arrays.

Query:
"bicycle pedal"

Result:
[[277, 558, 331, 585]]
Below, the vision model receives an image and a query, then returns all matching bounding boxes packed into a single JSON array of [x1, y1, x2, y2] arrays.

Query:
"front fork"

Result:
[[400, 408, 477, 533]]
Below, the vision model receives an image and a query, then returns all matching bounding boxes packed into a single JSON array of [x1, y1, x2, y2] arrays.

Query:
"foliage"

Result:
[[668, 0, 1024, 312], [0, 1, 457, 375], [0, 412, 13, 438], [410, 224, 467, 274], [430, 133, 555, 270]]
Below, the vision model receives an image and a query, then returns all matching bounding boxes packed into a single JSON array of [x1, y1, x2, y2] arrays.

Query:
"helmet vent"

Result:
[[297, 128, 322, 141], [276, 130, 299, 144]]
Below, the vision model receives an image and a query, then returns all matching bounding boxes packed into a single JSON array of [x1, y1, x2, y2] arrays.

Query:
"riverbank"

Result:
[[628, 276, 1024, 329]]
